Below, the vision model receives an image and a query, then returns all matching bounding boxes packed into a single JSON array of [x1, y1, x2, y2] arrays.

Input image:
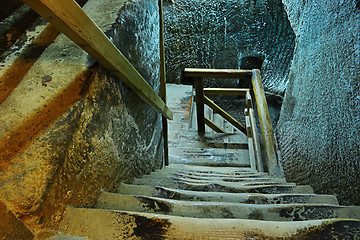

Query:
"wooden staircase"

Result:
[[53, 84, 360, 239]]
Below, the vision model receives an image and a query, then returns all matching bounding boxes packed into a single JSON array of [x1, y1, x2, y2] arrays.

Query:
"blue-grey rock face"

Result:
[[164, 0, 295, 95], [277, 0, 360, 205], [108, 0, 163, 149]]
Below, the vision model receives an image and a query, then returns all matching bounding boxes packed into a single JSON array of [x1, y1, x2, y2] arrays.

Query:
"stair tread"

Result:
[[172, 173, 287, 182], [117, 183, 339, 204], [131, 178, 313, 194], [166, 164, 263, 173], [60, 207, 360, 239], [49, 236, 89, 240], [96, 192, 359, 221]]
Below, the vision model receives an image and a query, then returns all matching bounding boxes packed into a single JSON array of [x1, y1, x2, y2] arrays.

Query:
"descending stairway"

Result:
[[55, 84, 360, 239]]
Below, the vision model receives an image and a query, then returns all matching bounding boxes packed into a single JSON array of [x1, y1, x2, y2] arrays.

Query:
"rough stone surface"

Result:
[[277, 0, 360, 205], [0, 0, 164, 234], [163, 0, 295, 96], [0, 200, 34, 240]]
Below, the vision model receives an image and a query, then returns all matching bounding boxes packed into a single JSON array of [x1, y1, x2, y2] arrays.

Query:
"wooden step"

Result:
[[131, 176, 295, 191], [172, 172, 286, 182], [131, 177, 313, 194], [166, 164, 263, 174], [169, 147, 250, 167], [60, 207, 360, 239], [175, 182, 314, 194], [117, 183, 338, 205], [49, 236, 89, 240], [96, 192, 358, 221]]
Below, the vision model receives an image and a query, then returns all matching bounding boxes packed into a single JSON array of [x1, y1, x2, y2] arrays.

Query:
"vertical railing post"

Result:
[[158, 0, 169, 166], [245, 109, 257, 170], [246, 92, 264, 172], [194, 77, 205, 135], [251, 69, 283, 176]]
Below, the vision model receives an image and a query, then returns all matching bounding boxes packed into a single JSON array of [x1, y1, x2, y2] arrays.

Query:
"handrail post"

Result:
[[158, 0, 169, 166], [251, 69, 283, 176], [194, 77, 205, 135], [246, 92, 264, 172]]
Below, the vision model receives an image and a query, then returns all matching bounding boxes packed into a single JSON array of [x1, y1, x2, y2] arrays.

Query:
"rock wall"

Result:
[[277, 0, 360, 205], [0, 0, 163, 234], [164, 0, 295, 95]]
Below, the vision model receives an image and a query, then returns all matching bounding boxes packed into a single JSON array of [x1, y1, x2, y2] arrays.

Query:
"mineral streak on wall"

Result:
[[163, 0, 295, 96], [277, 0, 360, 205], [0, 0, 163, 233]]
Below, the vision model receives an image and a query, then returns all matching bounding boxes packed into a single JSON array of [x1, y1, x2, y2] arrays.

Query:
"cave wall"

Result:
[[164, 0, 295, 96], [0, 0, 163, 234], [277, 0, 360, 205]]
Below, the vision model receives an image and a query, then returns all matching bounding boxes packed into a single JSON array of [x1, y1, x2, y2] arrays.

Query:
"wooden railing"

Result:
[[183, 68, 283, 176], [21, 0, 173, 120]]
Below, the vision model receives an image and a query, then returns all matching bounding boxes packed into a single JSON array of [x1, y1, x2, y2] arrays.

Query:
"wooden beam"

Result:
[[184, 68, 252, 79], [204, 117, 227, 133], [246, 107, 264, 173], [245, 109, 256, 171], [251, 69, 281, 176], [204, 96, 246, 134], [158, 0, 169, 166], [21, 0, 173, 120], [194, 77, 205, 134], [203, 88, 249, 96]]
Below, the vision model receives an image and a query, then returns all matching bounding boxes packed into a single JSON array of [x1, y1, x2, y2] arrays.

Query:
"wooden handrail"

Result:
[[203, 88, 249, 96], [251, 69, 282, 176], [21, 0, 173, 120], [184, 68, 252, 79]]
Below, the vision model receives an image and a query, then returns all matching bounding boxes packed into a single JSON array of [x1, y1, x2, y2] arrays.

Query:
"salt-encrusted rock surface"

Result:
[[277, 0, 360, 205], [164, 0, 295, 95], [0, 0, 164, 233]]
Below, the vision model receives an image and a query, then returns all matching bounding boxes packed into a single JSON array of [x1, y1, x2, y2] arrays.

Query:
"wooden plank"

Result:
[[251, 69, 280, 175], [204, 88, 249, 96], [158, 0, 168, 166], [246, 91, 252, 109], [245, 110, 256, 170], [194, 77, 205, 134], [248, 107, 264, 172], [204, 96, 246, 134], [21, 0, 173, 120], [204, 117, 227, 133], [184, 68, 252, 79]]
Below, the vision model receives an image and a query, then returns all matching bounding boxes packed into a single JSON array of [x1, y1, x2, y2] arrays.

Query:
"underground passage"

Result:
[[0, 0, 359, 239]]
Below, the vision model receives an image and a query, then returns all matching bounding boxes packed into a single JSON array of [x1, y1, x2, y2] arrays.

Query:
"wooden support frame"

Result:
[[21, 0, 173, 120], [251, 70, 281, 176], [204, 88, 249, 96], [204, 117, 226, 133], [204, 96, 246, 134], [184, 67, 282, 176]]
